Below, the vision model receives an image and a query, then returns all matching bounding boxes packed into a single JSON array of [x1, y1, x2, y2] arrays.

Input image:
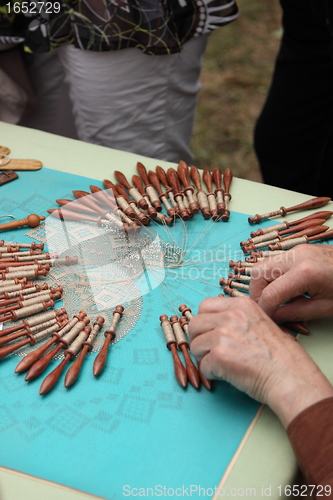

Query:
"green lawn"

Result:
[[190, 0, 282, 181]]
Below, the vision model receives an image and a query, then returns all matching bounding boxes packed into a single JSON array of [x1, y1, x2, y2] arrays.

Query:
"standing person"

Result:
[[254, 0, 333, 197], [0, 0, 238, 164]]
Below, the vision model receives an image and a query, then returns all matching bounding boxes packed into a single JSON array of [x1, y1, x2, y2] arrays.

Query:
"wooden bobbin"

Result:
[[115, 182, 149, 225], [89, 185, 117, 211], [212, 168, 225, 215], [166, 169, 190, 220], [136, 162, 162, 212], [159, 314, 187, 388], [147, 170, 177, 217], [0, 320, 67, 359], [177, 161, 199, 214], [0, 240, 44, 250], [156, 166, 179, 210], [132, 175, 158, 218], [65, 316, 105, 388], [99, 180, 136, 219], [224, 286, 248, 297], [220, 278, 249, 291], [170, 315, 200, 389], [203, 169, 219, 220], [179, 316, 212, 391], [248, 197, 331, 224], [24, 315, 90, 381], [40, 326, 92, 395], [93, 306, 124, 376], [0, 214, 45, 232], [16, 311, 86, 374], [228, 273, 251, 283], [178, 304, 193, 321], [113, 171, 148, 210], [190, 166, 210, 219], [221, 168, 233, 222]]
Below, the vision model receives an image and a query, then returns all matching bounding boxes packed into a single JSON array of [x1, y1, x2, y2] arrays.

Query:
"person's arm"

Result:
[[287, 398, 333, 498], [188, 296, 333, 428], [249, 244, 333, 322]]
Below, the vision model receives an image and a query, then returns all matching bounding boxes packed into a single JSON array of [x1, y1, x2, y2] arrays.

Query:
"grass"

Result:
[[190, 0, 283, 182]]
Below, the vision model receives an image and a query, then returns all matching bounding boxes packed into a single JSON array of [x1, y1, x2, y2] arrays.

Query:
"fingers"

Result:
[[249, 251, 298, 304], [273, 297, 333, 322], [255, 263, 316, 317]]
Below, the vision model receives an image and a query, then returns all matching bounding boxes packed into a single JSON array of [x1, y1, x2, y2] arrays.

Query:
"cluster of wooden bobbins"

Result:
[[0, 239, 125, 394], [1, 304, 124, 395], [218, 198, 333, 337], [47, 161, 233, 231], [160, 304, 212, 390]]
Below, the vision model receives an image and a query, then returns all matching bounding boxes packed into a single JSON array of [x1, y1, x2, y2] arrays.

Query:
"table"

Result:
[[0, 121, 333, 500]]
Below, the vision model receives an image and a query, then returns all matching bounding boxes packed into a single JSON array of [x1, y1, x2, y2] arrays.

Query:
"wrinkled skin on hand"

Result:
[[189, 296, 333, 427], [250, 244, 333, 322]]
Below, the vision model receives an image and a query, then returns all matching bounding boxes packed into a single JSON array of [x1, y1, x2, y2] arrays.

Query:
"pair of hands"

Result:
[[188, 244, 333, 427]]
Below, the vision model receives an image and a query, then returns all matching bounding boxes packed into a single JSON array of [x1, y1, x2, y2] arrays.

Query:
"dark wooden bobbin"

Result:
[[179, 316, 212, 391], [160, 314, 187, 388], [93, 306, 124, 376], [65, 316, 105, 387], [170, 315, 200, 389], [39, 325, 91, 395]]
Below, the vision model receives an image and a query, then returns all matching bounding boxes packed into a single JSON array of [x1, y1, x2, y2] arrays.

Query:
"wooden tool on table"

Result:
[[65, 316, 105, 387], [190, 166, 210, 219], [248, 197, 331, 224], [136, 161, 162, 212], [93, 306, 124, 376], [222, 168, 233, 221], [23, 313, 89, 379], [0, 214, 45, 232], [179, 316, 212, 390], [39, 326, 92, 395], [178, 304, 213, 390], [203, 169, 218, 220], [0, 317, 68, 359], [170, 315, 200, 389], [0, 155, 42, 171], [177, 161, 199, 214], [249, 211, 333, 238], [160, 314, 187, 388], [212, 168, 225, 215]]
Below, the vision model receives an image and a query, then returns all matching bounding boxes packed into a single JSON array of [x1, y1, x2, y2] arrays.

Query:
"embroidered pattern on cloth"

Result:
[[0, 0, 238, 54]]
